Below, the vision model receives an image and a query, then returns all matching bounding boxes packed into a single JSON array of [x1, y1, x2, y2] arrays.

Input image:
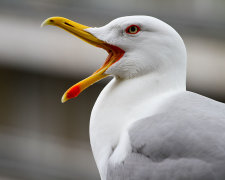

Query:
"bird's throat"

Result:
[[89, 72, 186, 175]]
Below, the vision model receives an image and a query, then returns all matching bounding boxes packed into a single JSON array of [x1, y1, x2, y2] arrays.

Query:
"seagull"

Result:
[[42, 16, 225, 180]]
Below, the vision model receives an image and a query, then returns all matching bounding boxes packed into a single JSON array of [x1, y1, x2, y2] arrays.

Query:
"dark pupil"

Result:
[[130, 26, 136, 32]]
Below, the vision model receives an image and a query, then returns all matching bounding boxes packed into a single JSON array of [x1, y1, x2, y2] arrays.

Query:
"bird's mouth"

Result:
[[42, 17, 125, 103]]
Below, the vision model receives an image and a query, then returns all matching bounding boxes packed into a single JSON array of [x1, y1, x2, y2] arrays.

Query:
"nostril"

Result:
[[64, 22, 74, 27], [49, 19, 54, 23]]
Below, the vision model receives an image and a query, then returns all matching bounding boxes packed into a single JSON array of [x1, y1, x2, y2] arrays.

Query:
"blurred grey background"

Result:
[[0, 0, 225, 179]]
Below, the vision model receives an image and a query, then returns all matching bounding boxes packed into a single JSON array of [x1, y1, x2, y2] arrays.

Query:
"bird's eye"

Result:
[[125, 25, 140, 34]]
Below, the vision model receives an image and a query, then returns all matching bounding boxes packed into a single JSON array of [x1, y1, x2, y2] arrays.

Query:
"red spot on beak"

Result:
[[66, 85, 81, 99]]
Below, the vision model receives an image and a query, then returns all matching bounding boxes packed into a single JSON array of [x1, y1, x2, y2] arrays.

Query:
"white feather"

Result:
[[87, 16, 188, 179]]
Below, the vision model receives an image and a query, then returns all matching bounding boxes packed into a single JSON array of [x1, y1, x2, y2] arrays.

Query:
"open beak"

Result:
[[41, 17, 124, 103]]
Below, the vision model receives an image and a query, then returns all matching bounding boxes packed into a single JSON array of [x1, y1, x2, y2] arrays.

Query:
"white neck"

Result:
[[89, 70, 186, 179]]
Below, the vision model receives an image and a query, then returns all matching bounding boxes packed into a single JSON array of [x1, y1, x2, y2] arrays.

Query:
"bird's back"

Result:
[[106, 91, 225, 180]]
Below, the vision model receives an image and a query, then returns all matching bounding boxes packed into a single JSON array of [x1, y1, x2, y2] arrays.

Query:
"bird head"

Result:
[[42, 16, 186, 103]]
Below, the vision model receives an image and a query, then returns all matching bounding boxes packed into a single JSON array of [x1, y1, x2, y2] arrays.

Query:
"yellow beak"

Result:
[[41, 17, 124, 103]]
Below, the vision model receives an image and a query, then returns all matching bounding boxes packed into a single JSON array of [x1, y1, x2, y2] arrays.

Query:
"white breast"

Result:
[[89, 72, 185, 179]]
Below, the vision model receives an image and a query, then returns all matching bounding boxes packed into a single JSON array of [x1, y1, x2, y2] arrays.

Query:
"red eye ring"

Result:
[[125, 25, 141, 34]]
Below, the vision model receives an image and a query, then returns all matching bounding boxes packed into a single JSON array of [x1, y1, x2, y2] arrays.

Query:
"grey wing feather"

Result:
[[107, 92, 225, 180]]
